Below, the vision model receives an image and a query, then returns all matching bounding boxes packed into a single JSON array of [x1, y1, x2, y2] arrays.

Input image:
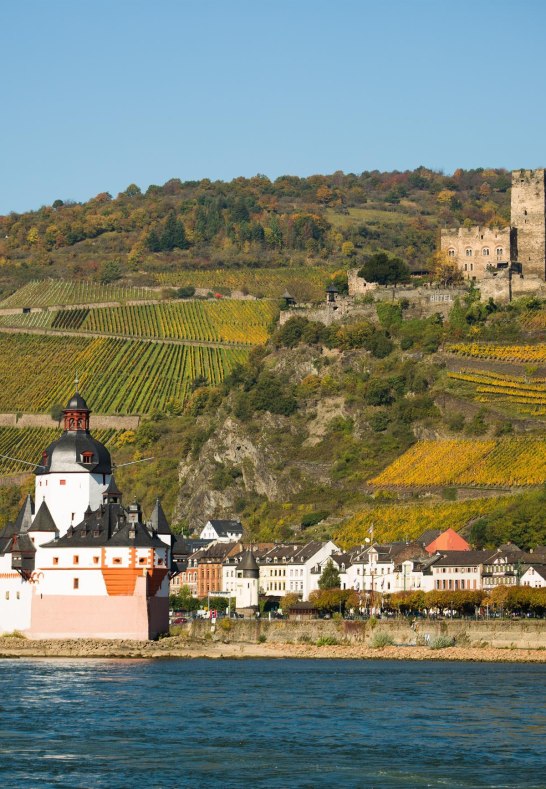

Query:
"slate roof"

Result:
[[14, 494, 34, 533], [173, 538, 211, 558], [150, 498, 172, 536], [29, 501, 58, 533], [66, 392, 90, 411], [238, 550, 259, 573], [205, 519, 243, 537], [41, 501, 164, 549], [433, 550, 495, 567], [416, 529, 442, 546], [0, 522, 18, 555]]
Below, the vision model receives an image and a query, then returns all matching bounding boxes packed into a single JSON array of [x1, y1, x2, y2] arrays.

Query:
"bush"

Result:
[[258, 633, 267, 643], [301, 510, 329, 528], [430, 635, 455, 650], [316, 636, 339, 646], [369, 630, 394, 648], [177, 286, 196, 298]]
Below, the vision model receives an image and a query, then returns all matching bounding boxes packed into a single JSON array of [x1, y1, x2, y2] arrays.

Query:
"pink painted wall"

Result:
[[29, 578, 169, 640]]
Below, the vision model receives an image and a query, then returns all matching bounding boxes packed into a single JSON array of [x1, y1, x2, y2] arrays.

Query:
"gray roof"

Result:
[[173, 538, 211, 557], [66, 392, 90, 411], [150, 499, 172, 536], [434, 550, 495, 567], [14, 494, 34, 533], [206, 519, 243, 537], [36, 430, 112, 475], [29, 501, 58, 533], [238, 550, 259, 573], [42, 501, 164, 549]]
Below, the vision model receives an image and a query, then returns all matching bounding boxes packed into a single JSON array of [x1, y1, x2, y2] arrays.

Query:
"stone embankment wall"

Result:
[[187, 618, 546, 649]]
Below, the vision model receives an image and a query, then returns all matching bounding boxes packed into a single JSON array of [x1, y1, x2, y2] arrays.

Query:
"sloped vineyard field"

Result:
[[0, 334, 247, 414], [0, 427, 117, 475], [447, 342, 546, 364], [447, 369, 546, 415], [81, 300, 278, 344], [335, 497, 507, 549], [0, 300, 278, 345], [370, 437, 546, 488], [156, 266, 335, 301], [0, 280, 155, 308]]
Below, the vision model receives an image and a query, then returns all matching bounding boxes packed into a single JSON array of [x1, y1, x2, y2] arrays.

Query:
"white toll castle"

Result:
[[0, 386, 172, 640]]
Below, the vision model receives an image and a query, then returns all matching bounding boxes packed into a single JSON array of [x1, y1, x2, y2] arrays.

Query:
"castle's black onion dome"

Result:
[[66, 392, 90, 411]]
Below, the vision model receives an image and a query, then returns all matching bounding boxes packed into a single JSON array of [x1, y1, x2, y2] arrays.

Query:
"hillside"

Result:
[[0, 167, 512, 300], [0, 168, 545, 550]]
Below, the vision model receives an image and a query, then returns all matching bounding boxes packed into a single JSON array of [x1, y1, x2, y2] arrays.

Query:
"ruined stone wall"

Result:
[[511, 168, 546, 280], [440, 226, 511, 281], [347, 268, 378, 296]]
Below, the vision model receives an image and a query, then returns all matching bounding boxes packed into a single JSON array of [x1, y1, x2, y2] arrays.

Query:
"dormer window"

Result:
[[81, 451, 94, 464]]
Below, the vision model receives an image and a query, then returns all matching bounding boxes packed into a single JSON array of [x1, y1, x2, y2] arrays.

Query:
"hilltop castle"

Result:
[[441, 169, 546, 297], [0, 390, 172, 639]]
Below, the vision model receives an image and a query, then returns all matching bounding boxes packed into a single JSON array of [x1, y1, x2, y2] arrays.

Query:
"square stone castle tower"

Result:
[[441, 168, 546, 284], [511, 168, 546, 280]]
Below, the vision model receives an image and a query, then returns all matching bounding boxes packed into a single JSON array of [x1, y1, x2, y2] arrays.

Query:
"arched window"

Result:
[[465, 248, 472, 257], [496, 247, 503, 257], [448, 248, 455, 258], [482, 248, 490, 256]]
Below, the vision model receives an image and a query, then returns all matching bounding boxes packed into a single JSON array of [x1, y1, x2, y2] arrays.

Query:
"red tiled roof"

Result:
[[425, 528, 470, 554]]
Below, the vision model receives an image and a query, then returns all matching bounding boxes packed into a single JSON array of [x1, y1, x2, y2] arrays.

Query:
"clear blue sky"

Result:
[[1, 0, 545, 214]]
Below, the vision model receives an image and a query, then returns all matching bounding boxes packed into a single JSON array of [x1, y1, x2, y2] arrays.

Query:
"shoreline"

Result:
[[2, 637, 546, 663]]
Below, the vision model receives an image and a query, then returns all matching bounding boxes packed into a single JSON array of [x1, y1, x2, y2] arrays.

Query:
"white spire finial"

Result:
[[74, 371, 79, 392]]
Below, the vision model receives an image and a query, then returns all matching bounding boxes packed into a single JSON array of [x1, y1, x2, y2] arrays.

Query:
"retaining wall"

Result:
[[186, 618, 546, 649]]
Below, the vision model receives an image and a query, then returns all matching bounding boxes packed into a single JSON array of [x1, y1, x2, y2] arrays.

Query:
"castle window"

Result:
[[59, 479, 66, 486], [73, 555, 79, 565], [448, 248, 455, 257], [81, 451, 94, 464], [464, 264, 468, 271], [496, 247, 503, 257], [113, 557, 122, 565], [16, 591, 20, 600], [53, 557, 59, 565], [482, 248, 490, 256], [139, 557, 147, 565], [93, 556, 99, 564], [73, 578, 79, 590], [465, 248, 472, 257], [5, 591, 9, 600]]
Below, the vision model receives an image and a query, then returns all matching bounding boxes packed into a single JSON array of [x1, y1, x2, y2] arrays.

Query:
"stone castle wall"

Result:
[[511, 168, 546, 280], [440, 226, 510, 281]]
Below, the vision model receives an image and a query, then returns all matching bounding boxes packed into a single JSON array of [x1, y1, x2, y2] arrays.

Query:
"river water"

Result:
[[0, 658, 545, 788]]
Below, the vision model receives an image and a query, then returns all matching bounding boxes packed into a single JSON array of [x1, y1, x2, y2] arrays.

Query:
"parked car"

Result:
[[171, 616, 188, 625]]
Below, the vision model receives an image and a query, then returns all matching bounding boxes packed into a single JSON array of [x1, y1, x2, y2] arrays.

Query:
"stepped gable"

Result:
[[35, 390, 112, 476], [425, 528, 470, 555], [29, 501, 58, 533], [14, 494, 34, 533], [150, 498, 172, 536], [42, 501, 164, 549]]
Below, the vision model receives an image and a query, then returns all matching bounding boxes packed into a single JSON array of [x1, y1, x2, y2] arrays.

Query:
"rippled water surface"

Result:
[[0, 658, 545, 788]]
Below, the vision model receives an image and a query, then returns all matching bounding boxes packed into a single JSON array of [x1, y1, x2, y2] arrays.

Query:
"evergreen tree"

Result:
[[161, 211, 188, 251], [318, 559, 341, 590]]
